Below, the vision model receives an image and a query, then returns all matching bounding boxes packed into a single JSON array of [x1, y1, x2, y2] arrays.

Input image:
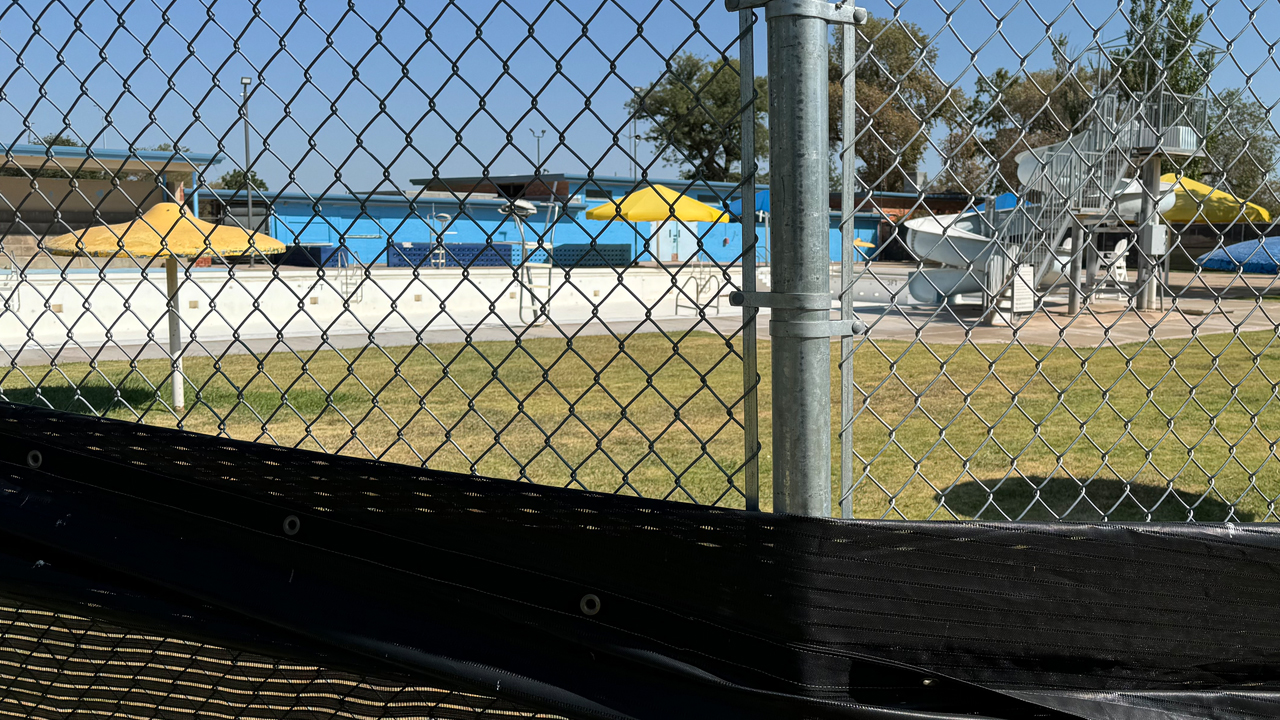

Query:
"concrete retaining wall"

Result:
[[0, 264, 745, 363]]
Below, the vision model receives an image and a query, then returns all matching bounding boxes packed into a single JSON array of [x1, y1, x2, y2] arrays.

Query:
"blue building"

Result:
[[414, 174, 883, 266], [206, 173, 883, 268], [207, 187, 583, 268]]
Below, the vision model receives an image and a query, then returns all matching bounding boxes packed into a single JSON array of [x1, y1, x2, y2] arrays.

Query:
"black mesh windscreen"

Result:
[[1, 402, 1279, 720], [0, 598, 554, 720]]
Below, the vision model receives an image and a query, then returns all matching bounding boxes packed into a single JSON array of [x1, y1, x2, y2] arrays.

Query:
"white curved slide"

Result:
[[903, 179, 1176, 305], [903, 214, 999, 302]]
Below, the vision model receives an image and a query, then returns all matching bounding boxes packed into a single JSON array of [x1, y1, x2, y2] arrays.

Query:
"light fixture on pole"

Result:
[[529, 128, 547, 168]]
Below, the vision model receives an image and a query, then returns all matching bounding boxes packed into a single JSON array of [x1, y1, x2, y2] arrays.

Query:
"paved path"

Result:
[[847, 268, 1280, 347]]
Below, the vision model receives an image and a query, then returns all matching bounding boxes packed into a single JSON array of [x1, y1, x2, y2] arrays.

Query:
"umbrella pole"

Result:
[[165, 256, 185, 412]]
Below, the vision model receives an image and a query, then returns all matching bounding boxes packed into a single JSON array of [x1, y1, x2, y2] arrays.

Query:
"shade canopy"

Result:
[[1, 143, 221, 176], [585, 185, 728, 223], [1195, 237, 1280, 274], [1162, 174, 1272, 224], [727, 190, 770, 216], [45, 202, 286, 258]]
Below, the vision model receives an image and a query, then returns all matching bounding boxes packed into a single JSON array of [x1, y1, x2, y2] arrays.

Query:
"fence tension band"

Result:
[[768, 319, 868, 338], [724, 0, 868, 25], [729, 292, 867, 338], [729, 290, 830, 310]]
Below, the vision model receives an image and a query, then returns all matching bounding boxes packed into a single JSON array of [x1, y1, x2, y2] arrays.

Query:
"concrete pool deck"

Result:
[[845, 265, 1280, 348]]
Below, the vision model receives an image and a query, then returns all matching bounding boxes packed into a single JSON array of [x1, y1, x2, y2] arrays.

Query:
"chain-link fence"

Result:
[[0, 0, 766, 512], [0, 599, 554, 719], [4, 0, 1280, 525], [838, 0, 1280, 523], [4, 0, 1280, 717]]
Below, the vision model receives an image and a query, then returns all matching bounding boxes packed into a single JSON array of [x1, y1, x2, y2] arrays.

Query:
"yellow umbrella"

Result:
[[46, 199, 286, 413], [585, 184, 729, 223], [1161, 173, 1272, 224], [45, 201, 286, 258]]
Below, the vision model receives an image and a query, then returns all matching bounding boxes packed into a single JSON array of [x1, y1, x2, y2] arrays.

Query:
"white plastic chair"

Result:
[[1097, 239, 1129, 299]]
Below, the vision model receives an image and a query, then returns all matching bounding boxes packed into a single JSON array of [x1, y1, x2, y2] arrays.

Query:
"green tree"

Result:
[[1114, 0, 1212, 98], [1202, 89, 1280, 206], [630, 53, 768, 182], [0, 133, 104, 179], [1252, 180, 1280, 220], [935, 126, 990, 195], [213, 169, 268, 192], [962, 47, 1095, 193], [956, 37, 1095, 193], [830, 15, 958, 192]]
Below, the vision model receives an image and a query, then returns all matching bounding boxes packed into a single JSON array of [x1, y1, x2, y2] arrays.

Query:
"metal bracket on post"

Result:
[[725, 0, 868, 25], [729, 290, 828, 310], [729, 291, 867, 337]]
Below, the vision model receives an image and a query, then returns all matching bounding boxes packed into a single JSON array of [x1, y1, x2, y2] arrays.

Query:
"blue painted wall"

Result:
[[217, 185, 882, 267]]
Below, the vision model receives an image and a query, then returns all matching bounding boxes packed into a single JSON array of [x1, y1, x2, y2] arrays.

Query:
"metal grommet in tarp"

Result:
[[26, 450, 42, 469], [579, 594, 600, 616], [283, 515, 300, 536]]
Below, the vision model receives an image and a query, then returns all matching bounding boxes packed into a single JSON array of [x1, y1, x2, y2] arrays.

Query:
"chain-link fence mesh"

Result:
[[3, 0, 1280, 713], [837, 0, 1280, 523], [0, 0, 763, 509]]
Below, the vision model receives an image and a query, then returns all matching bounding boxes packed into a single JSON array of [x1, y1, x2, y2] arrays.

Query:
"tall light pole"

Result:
[[241, 76, 253, 235], [632, 86, 643, 179], [241, 76, 254, 267], [529, 128, 546, 168]]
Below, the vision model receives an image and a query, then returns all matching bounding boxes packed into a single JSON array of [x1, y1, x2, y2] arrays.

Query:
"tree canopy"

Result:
[[214, 169, 268, 192], [939, 37, 1094, 194], [1202, 89, 1280, 211], [627, 4, 1275, 213], [830, 15, 957, 192], [1114, 0, 1212, 98], [629, 53, 767, 183]]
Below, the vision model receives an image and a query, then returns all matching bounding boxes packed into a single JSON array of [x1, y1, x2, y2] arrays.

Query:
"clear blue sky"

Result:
[[1, 0, 1275, 194]]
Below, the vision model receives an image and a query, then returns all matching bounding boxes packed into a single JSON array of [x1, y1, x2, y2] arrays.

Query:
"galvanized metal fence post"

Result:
[[724, 0, 865, 516], [739, 8, 761, 513], [165, 255, 184, 412], [1136, 156, 1162, 311], [1068, 217, 1083, 315], [768, 3, 831, 516], [839, 22, 857, 519]]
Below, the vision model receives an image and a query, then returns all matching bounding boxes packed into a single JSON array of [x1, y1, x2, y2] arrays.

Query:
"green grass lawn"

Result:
[[5, 329, 1279, 522]]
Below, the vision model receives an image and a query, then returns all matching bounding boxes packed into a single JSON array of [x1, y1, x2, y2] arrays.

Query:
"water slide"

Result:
[[903, 143, 1176, 304]]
